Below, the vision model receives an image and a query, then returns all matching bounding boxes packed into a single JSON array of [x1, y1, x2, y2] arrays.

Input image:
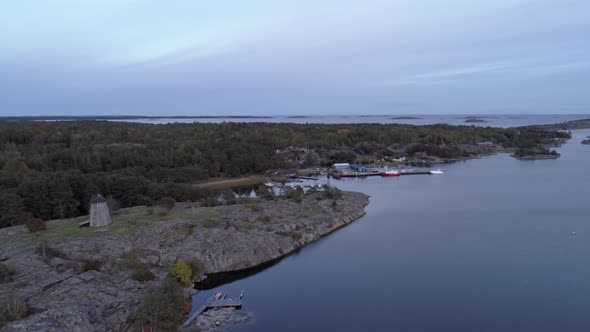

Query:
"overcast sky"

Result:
[[1, 0, 589, 116]]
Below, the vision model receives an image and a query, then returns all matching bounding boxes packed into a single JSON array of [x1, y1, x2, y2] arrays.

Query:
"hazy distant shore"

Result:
[[0, 115, 275, 121]]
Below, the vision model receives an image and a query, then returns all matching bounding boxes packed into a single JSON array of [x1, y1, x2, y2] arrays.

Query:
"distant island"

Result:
[[513, 148, 560, 160], [464, 118, 490, 123], [0, 115, 274, 122], [528, 118, 590, 131], [391, 116, 422, 120]]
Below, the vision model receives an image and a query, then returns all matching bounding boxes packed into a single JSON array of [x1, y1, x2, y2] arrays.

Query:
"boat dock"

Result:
[[339, 172, 381, 178], [400, 171, 431, 176], [294, 176, 319, 180], [183, 293, 244, 327], [334, 170, 433, 178]]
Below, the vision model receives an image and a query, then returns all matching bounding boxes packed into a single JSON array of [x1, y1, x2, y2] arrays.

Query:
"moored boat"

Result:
[[429, 169, 444, 175], [381, 170, 401, 177]]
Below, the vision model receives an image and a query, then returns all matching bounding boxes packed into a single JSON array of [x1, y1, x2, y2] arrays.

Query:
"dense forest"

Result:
[[0, 121, 569, 227]]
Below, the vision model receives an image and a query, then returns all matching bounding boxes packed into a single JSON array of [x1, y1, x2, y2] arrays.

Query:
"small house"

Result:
[[332, 163, 351, 170], [476, 141, 496, 149]]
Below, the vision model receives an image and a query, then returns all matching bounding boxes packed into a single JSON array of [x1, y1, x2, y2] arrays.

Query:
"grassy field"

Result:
[[0, 203, 222, 251]]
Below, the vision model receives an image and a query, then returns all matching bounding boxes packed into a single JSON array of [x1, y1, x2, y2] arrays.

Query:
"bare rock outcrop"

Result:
[[0, 191, 368, 331]]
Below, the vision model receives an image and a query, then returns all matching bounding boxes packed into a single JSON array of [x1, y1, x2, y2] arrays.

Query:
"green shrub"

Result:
[[170, 259, 192, 285], [81, 259, 102, 272], [257, 215, 272, 223], [323, 186, 343, 200], [285, 188, 303, 203], [132, 267, 155, 282], [0, 263, 14, 284], [133, 278, 187, 330], [177, 222, 196, 235], [35, 243, 68, 261], [202, 218, 217, 228], [290, 232, 302, 241], [55, 260, 78, 273], [255, 185, 274, 200], [236, 197, 257, 205], [119, 249, 141, 270], [275, 231, 302, 241], [221, 189, 237, 205], [248, 204, 261, 212], [1, 290, 27, 324], [200, 197, 221, 207], [186, 258, 205, 280], [331, 200, 340, 211]]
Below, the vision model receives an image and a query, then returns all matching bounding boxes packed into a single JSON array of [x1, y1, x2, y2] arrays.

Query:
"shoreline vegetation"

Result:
[[0, 120, 577, 229], [0, 189, 368, 331]]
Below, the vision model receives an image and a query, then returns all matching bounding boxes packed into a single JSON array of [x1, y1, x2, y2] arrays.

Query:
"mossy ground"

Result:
[[0, 203, 222, 251]]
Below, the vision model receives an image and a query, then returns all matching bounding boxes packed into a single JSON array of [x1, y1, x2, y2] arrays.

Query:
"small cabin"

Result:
[[476, 141, 496, 150], [331, 163, 351, 170]]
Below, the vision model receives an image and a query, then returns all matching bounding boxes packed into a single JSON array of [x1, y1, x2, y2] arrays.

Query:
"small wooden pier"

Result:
[[400, 171, 431, 176], [295, 176, 319, 180], [339, 172, 381, 178], [182, 293, 244, 327], [334, 170, 433, 178]]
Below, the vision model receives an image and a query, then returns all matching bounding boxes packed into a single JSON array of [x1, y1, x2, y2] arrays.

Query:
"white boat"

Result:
[[381, 170, 400, 177], [429, 169, 444, 175]]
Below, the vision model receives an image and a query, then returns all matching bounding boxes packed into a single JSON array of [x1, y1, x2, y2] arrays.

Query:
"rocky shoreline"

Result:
[[512, 153, 560, 160], [0, 191, 369, 331]]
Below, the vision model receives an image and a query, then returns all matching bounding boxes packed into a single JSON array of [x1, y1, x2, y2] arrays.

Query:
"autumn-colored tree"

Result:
[[170, 259, 192, 285], [25, 218, 46, 233], [337, 128, 351, 136], [159, 197, 176, 210]]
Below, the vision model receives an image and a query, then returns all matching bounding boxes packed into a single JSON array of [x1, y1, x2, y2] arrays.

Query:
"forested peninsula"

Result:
[[0, 121, 569, 228]]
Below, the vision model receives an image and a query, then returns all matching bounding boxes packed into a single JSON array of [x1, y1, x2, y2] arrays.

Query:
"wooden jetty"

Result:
[[339, 172, 381, 178], [183, 295, 243, 327], [295, 176, 319, 180], [399, 171, 431, 176], [337, 170, 432, 178]]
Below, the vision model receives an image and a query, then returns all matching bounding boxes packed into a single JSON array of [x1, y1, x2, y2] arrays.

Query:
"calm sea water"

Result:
[[193, 129, 590, 332], [119, 114, 588, 128]]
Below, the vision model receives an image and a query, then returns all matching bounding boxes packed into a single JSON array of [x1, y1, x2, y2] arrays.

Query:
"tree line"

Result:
[[0, 121, 569, 227]]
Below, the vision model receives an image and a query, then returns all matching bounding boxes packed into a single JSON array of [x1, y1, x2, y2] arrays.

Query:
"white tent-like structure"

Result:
[[89, 194, 112, 227]]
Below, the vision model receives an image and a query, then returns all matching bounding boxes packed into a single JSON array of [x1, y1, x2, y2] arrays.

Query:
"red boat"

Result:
[[381, 170, 400, 177]]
